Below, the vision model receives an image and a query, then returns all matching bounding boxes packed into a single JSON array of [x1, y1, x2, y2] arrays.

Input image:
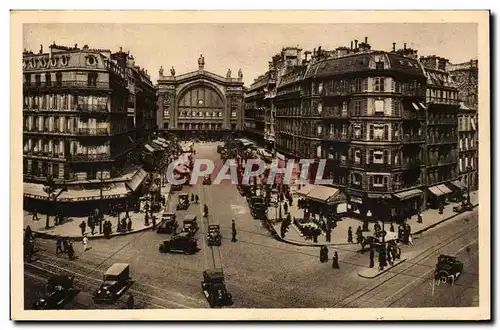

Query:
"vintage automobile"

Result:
[[157, 212, 178, 234], [93, 263, 131, 303], [251, 201, 268, 220], [201, 269, 233, 308], [453, 202, 474, 213], [182, 215, 199, 236], [434, 254, 464, 283], [361, 230, 398, 250], [203, 175, 212, 185], [159, 232, 198, 254], [207, 224, 222, 246], [176, 193, 190, 210], [33, 275, 77, 310]]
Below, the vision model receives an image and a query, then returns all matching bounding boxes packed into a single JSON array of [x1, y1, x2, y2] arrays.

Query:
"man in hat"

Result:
[[332, 251, 339, 269], [347, 226, 353, 244]]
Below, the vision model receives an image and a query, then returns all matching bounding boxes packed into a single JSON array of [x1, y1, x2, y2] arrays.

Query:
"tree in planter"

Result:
[[42, 175, 57, 229]]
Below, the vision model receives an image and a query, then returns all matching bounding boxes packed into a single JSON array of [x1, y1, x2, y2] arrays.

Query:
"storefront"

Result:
[[447, 179, 467, 202], [393, 188, 424, 220], [427, 184, 453, 208]]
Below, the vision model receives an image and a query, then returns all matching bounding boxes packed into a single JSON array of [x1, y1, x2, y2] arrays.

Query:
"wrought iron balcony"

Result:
[[78, 128, 110, 136], [77, 104, 110, 113], [24, 81, 110, 90], [323, 132, 350, 142], [401, 134, 425, 143], [70, 153, 111, 162]]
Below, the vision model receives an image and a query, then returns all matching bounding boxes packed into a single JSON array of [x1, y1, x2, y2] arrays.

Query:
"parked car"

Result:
[[93, 263, 131, 303], [159, 232, 198, 254], [33, 275, 77, 310], [157, 212, 178, 234], [201, 269, 233, 308], [453, 202, 473, 213], [182, 215, 199, 236]]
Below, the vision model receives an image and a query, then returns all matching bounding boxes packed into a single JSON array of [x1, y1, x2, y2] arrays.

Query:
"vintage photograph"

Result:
[[11, 11, 490, 320]]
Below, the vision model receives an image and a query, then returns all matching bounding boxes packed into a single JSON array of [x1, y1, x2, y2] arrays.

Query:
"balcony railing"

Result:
[[24, 151, 65, 159], [70, 153, 111, 161], [364, 162, 393, 171], [77, 104, 110, 113], [427, 136, 457, 144], [322, 132, 350, 142], [401, 134, 425, 143], [427, 157, 458, 167], [428, 118, 457, 125], [427, 97, 459, 106], [320, 111, 350, 119], [78, 128, 110, 136], [392, 180, 423, 191], [401, 110, 425, 120], [24, 81, 110, 90]]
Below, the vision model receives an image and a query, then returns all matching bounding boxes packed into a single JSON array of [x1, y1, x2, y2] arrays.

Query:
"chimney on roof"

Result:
[[392, 43, 396, 52], [350, 41, 353, 49], [355, 40, 358, 49], [404, 43, 407, 50], [74, 43, 77, 49], [120, 47, 123, 52], [365, 37, 368, 43]]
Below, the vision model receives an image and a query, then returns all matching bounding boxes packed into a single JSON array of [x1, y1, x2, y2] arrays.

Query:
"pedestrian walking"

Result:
[[347, 226, 353, 244], [332, 251, 339, 269], [204, 204, 209, 218], [90, 219, 96, 236], [121, 218, 127, 232], [191, 194, 195, 203], [117, 219, 122, 233], [56, 238, 63, 254], [82, 235, 89, 252], [195, 195, 199, 204], [25, 225, 33, 241], [152, 215, 157, 229], [390, 222, 395, 232], [324, 245, 329, 263], [126, 294, 135, 309], [79, 220, 86, 236], [32, 209, 40, 221], [67, 242, 75, 260], [231, 219, 237, 242], [144, 212, 149, 226], [387, 247, 393, 266], [127, 218, 132, 232], [62, 238, 69, 253], [408, 233, 414, 246], [283, 202, 288, 214], [369, 248, 375, 268], [417, 213, 423, 223], [319, 246, 325, 263], [378, 249, 386, 271]]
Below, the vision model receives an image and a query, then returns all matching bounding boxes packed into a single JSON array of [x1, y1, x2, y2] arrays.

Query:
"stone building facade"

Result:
[[448, 60, 479, 190], [22, 43, 152, 215], [273, 39, 429, 221], [420, 55, 460, 207], [157, 55, 244, 140]]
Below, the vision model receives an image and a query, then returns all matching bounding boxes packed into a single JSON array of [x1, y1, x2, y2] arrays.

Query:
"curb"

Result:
[[31, 190, 173, 241], [411, 204, 478, 236], [357, 258, 408, 279]]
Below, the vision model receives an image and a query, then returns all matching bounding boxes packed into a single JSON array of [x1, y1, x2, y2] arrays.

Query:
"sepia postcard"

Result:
[[10, 10, 490, 321]]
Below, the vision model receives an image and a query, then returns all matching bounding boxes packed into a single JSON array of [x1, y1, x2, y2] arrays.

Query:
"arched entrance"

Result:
[[177, 84, 226, 140]]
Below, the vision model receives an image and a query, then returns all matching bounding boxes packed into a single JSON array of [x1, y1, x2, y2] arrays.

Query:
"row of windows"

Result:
[[24, 94, 110, 111], [24, 72, 99, 86], [307, 77, 425, 96]]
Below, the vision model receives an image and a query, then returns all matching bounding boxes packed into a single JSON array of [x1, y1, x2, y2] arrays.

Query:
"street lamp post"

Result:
[[466, 165, 472, 205]]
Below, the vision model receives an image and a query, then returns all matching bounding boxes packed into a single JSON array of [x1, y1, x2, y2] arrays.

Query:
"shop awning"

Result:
[[23, 182, 50, 200], [144, 144, 155, 153], [58, 183, 129, 202], [297, 183, 316, 197], [305, 185, 346, 204], [126, 168, 148, 192], [428, 185, 445, 196], [394, 188, 423, 200], [437, 184, 452, 194], [449, 180, 467, 191]]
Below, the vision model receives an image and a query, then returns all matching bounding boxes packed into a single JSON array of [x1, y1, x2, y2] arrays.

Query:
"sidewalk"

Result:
[[24, 184, 172, 240], [271, 190, 479, 247]]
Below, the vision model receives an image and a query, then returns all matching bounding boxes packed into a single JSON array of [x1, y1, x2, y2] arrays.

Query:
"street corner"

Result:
[[357, 258, 407, 279]]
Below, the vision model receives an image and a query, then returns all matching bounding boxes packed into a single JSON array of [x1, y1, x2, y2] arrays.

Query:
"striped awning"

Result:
[[449, 180, 467, 191], [437, 184, 452, 194], [126, 168, 148, 192], [58, 183, 129, 202], [394, 188, 423, 200], [428, 185, 445, 196]]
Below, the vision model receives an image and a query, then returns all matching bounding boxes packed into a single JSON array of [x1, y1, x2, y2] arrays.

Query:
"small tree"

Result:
[[42, 175, 57, 229]]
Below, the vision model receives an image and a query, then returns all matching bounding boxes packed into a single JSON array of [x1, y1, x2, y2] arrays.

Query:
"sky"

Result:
[[23, 23, 478, 86]]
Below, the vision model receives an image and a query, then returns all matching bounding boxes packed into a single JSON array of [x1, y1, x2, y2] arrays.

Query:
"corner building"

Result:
[[157, 55, 244, 140], [275, 40, 428, 222], [22, 43, 152, 215]]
